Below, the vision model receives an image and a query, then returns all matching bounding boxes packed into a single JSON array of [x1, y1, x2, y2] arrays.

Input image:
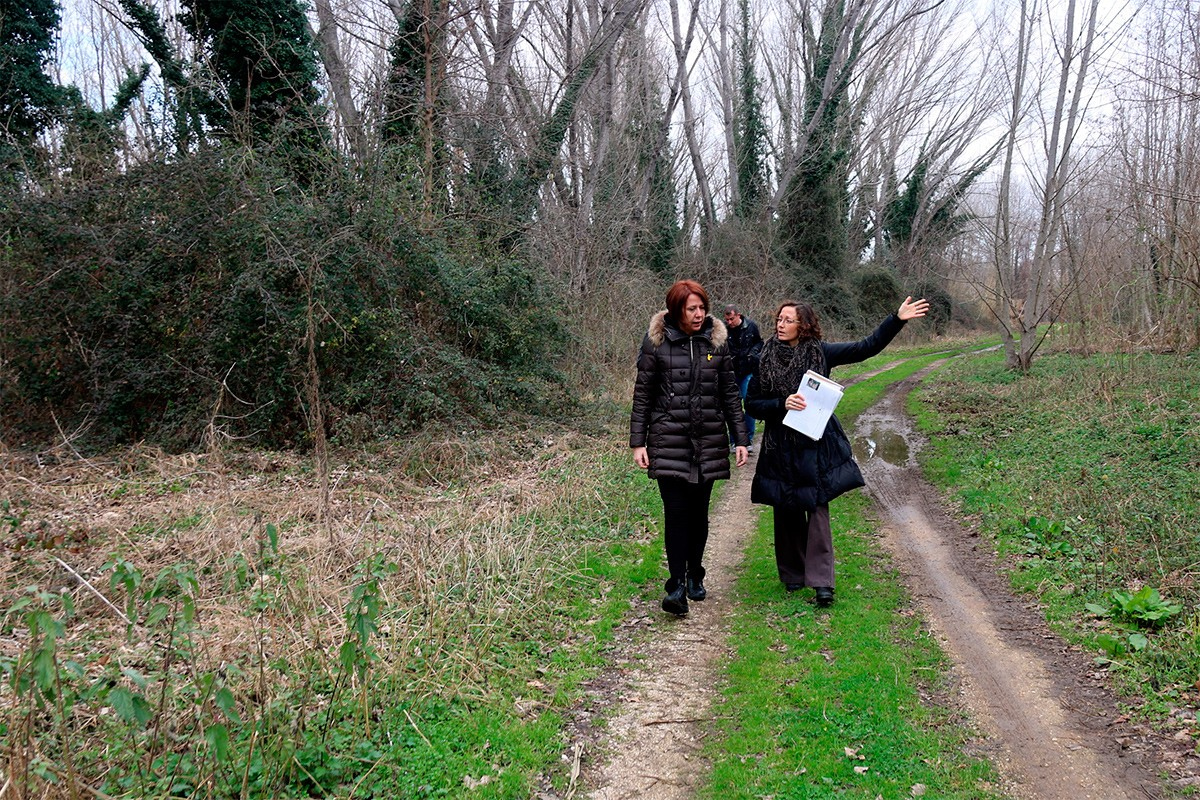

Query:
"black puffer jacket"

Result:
[[745, 314, 906, 510], [630, 311, 749, 482]]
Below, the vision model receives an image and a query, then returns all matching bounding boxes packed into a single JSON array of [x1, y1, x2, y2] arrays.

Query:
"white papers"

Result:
[[782, 370, 844, 440]]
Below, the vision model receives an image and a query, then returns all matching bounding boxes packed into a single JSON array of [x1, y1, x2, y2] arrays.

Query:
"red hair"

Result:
[[666, 280, 710, 324]]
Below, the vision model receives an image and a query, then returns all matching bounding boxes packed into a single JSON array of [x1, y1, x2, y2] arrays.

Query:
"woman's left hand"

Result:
[[898, 296, 930, 320], [735, 446, 748, 467], [784, 393, 807, 411]]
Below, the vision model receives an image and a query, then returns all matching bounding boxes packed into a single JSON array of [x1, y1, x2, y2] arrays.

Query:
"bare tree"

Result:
[[311, 0, 366, 161], [990, 0, 1036, 364], [1112, 0, 1200, 349], [1007, 0, 1104, 370], [668, 0, 717, 232]]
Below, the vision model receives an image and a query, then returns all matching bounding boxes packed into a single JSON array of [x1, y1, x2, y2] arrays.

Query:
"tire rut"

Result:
[[856, 361, 1160, 799]]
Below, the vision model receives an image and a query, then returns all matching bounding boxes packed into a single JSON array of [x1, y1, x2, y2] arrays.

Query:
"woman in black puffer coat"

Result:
[[745, 296, 928, 608], [630, 280, 749, 616]]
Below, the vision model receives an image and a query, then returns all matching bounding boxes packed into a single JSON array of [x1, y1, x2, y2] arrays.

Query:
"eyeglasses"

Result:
[[776, 317, 798, 325]]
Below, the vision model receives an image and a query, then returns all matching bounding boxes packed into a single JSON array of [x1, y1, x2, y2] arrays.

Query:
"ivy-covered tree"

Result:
[[179, 0, 325, 149], [381, 0, 454, 216], [881, 148, 994, 279], [733, 0, 768, 219], [777, 0, 854, 287], [0, 0, 69, 179], [116, 0, 205, 150], [631, 87, 680, 274], [383, 0, 432, 146]]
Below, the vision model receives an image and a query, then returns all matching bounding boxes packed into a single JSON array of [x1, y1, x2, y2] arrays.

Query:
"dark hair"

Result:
[[775, 299, 822, 341], [666, 280, 710, 324]]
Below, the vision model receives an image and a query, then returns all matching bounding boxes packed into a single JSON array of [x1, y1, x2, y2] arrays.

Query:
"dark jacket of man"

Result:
[[726, 316, 763, 380], [630, 311, 749, 482]]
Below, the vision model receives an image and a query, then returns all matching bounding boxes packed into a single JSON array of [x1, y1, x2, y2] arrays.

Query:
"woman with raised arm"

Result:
[[745, 296, 929, 607], [630, 280, 749, 616]]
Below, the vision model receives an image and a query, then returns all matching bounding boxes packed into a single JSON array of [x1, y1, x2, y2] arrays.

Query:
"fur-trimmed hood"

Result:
[[647, 309, 728, 348]]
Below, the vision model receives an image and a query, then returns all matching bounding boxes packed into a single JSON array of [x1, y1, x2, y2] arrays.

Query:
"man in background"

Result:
[[723, 304, 763, 450]]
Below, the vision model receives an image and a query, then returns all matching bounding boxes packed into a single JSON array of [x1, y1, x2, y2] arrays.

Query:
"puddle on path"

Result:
[[851, 397, 918, 469], [851, 429, 909, 465]]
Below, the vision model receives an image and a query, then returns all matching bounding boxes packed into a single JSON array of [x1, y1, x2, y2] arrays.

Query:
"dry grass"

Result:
[[0, 417, 646, 796]]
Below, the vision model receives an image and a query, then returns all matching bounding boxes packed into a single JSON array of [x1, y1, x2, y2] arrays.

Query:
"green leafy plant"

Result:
[[340, 552, 396, 678], [1016, 515, 1077, 558], [1094, 631, 1149, 664], [5, 586, 75, 704], [2, 498, 28, 533], [105, 557, 143, 637], [1, 586, 87, 795], [1086, 586, 1182, 626]]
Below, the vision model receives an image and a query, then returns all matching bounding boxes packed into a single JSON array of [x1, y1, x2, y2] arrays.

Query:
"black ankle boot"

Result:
[[661, 585, 689, 615], [814, 586, 834, 607], [686, 576, 707, 601]]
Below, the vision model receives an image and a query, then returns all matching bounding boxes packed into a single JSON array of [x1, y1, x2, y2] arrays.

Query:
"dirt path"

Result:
[[570, 358, 1174, 799], [854, 363, 1162, 799], [578, 454, 760, 800]]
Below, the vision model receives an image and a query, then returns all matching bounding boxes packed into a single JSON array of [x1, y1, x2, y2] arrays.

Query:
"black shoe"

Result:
[[785, 583, 803, 592], [686, 576, 707, 601], [662, 585, 689, 616], [814, 586, 834, 607]]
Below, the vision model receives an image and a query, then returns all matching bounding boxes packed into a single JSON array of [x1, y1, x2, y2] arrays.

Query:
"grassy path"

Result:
[[5, 340, 1193, 798], [696, 348, 1006, 799], [582, 445, 760, 799], [584, 344, 1165, 799]]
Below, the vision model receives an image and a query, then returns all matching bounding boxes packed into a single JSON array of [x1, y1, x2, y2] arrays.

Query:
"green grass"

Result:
[[703, 493, 1000, 799], [289, 451, 670, 799], [12, 339, 1194, 798], [701, 343, 1002, 799], [910, 348, 1200, 714]]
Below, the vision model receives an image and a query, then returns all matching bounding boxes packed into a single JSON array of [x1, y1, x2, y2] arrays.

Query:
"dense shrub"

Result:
[[913, 279, 954, 335], [0, 148, 568, 450], [851, 267, 903, 325]]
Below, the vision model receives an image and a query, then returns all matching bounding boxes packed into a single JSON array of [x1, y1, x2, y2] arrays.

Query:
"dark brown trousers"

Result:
[[772, 504, 834, 588]]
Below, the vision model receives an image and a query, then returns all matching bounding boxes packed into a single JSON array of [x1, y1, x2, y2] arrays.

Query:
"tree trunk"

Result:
[[310, 0, 365, 162], [670, 0, 717, 233]]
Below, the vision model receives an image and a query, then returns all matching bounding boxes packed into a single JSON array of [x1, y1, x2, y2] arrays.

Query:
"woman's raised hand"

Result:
[[898, 296, 930, 321]]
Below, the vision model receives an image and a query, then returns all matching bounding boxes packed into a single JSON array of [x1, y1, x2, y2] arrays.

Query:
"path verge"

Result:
[[574, 455, 760, 800]]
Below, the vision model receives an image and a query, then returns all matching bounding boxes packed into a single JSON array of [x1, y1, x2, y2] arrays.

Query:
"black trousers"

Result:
[[657, 477, 715, 591]]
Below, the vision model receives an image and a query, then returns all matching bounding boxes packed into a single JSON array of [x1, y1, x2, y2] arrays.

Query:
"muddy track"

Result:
[[855, 360, 1162, 799], [563, 357, 1175, 799]]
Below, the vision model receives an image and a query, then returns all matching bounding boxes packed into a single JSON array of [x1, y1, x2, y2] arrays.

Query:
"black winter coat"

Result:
[[630, 311, 749, 482], [745, 314, 906, 510]]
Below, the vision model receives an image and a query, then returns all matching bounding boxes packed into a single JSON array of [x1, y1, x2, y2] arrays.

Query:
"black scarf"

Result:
[[757, 336, 825, 396]]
